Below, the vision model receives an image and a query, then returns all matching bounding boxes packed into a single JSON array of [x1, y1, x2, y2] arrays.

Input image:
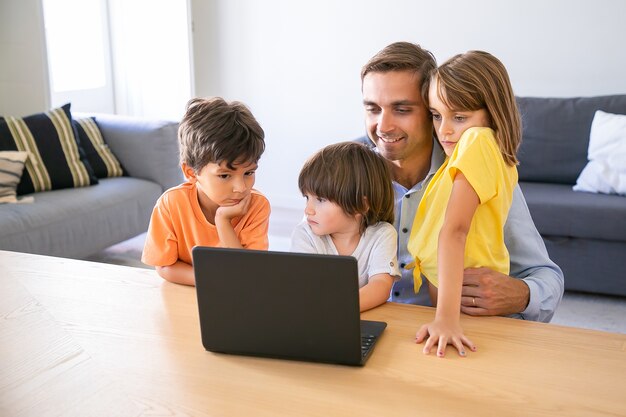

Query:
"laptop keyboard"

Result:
[[361, 334, 377, 358]]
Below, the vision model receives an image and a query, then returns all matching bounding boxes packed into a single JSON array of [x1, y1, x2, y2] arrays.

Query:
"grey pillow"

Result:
[[91, 114, 183, 191], [517, 95, 626, 184]]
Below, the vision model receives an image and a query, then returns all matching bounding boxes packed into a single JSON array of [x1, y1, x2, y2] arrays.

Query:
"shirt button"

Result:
[[402, 228, 408, 233], [405, 194, 411, 198], [394, 291, 400, 297], [400, 263, 406, 268]]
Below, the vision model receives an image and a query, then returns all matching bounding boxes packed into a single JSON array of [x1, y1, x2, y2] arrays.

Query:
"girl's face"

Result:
[[303, 193, 361, 237], [428, 81, 491, 156]]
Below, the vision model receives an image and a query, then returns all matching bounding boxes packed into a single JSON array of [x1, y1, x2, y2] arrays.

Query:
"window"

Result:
[[43, 0, 114, 113], [43, 0, 193, 119]]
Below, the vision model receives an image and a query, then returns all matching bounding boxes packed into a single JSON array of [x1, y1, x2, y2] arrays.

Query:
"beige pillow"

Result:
[[0, 151, 33, 203]]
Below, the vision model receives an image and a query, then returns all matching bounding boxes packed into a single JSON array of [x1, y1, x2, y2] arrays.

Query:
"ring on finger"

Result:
[[472, 297, 476, 306]]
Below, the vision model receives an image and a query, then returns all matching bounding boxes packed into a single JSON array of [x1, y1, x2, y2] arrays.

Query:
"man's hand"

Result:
[[460, 267, 530, 316]]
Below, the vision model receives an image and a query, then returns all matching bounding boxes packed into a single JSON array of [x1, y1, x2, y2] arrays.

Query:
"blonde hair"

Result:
[[433, 51, 521, 166], [178, 97, 265, 171], [298, 142, 394, 233]]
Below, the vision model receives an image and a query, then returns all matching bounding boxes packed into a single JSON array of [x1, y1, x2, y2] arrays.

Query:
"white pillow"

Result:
[[573, 110, 626, 195]]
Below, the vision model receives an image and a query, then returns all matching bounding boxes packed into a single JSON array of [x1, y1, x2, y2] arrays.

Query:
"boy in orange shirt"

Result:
[[142, 97, 270, 285]]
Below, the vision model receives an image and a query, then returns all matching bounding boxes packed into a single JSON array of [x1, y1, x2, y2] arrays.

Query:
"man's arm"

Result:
[[460, 185, 564, 322]]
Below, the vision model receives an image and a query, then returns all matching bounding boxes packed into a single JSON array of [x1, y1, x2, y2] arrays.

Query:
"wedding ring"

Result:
[[472, 297, 476, 306]]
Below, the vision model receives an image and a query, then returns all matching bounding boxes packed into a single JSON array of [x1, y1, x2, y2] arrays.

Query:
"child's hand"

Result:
[[215, 192, 252, 221], [415, 318, 476, 358]]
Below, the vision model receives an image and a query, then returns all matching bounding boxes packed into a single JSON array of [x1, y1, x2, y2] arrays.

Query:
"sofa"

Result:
[[516, 95, 626, 297], [0, 113, 183, 260]]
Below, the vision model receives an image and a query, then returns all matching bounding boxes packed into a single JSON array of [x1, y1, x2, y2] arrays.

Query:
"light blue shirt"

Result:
[[389, 141, 564, 322]]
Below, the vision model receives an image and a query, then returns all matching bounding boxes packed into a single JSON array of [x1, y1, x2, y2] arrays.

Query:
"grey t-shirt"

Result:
[[290, 221, 401, 288]]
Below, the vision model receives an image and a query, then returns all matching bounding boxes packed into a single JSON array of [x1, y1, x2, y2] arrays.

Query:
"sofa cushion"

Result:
[[94, 114, 182, 191], [0, 151, 30, 203], [517, 95, 626, 185], [0, 177, 161, 259], [0, 103, 98, 195], [573, 110, 626, 196], [74, 117, 126, 178], [520, 182, 626, 242]]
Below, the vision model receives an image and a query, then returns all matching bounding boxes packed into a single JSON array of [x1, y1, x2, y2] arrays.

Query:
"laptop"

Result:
[[192, 246, 387, 366]]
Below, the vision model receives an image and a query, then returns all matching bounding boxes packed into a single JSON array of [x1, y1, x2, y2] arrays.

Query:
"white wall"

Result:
[[190, 0, 626, 210], [3, 0, 626, 210], [0, 0, 50, 116]]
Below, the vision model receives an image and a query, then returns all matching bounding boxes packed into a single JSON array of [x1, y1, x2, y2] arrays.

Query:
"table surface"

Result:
[[1, 250, 625, 417]]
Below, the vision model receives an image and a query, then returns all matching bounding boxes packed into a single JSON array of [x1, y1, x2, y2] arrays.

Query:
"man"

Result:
[[360, 42, 563, 322]]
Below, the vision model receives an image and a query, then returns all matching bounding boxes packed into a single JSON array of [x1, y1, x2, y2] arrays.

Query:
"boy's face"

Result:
[[185, 160, 257, 212], [303, 193, 361, 237]]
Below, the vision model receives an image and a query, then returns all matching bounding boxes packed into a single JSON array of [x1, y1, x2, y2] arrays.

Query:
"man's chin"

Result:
[[375, 143, 405, 161]]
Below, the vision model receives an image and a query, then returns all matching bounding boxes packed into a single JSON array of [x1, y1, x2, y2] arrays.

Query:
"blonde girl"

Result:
[[408, 51, 522, 357]]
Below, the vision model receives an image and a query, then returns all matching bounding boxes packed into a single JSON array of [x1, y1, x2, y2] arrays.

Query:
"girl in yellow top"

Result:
[[408, 51, 522, 357]]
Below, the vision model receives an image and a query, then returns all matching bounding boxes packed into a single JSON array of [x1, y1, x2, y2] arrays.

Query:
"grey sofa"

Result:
[[516, 95, 626, 297], [0, 114, 183, 260]]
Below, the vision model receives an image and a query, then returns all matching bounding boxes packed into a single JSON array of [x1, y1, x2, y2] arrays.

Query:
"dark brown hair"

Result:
[[178, 97, 265, 171], [298, 142, 394, 233], [433, 51, 522, 165], [361, 41, 437, 106]]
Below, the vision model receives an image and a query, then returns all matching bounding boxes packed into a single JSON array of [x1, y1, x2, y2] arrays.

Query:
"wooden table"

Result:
[[1, 250, 625, 416]]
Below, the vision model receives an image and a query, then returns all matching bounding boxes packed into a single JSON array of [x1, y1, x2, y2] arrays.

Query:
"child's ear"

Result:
[[362, 195, 370, 211], [181, 163, 197, 182]]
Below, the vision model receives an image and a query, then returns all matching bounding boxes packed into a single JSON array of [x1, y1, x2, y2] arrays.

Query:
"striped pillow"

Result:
[[0, 104, 98, 195], [75, 117, 126, 178], [0, 151, 31, 203]]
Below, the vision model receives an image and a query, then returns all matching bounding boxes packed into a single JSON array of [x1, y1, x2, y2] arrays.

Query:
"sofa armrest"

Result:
[[92, 114, 184, 191]]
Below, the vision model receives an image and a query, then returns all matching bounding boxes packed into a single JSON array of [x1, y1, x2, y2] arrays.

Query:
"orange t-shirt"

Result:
[[141, 182, 270, 267]]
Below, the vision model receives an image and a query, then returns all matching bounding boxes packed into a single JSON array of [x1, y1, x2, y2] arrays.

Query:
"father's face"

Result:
[[362, 70, 433, 164]]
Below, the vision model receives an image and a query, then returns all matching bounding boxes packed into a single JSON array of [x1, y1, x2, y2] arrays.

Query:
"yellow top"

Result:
[[407, 127, 518, 292]]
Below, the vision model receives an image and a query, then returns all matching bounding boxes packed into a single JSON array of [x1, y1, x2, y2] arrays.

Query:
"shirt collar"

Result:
[[428, 139, 446, 179], [391, 138, 446, 193]]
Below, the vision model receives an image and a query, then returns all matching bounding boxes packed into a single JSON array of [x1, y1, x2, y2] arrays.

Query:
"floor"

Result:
[[87, 208, 626, 335]]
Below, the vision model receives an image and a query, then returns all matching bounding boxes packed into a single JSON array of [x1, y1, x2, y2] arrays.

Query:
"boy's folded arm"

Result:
[[156, 261, 195, 286], [214, 219, 244, 249], [359, 273, 395, 312]]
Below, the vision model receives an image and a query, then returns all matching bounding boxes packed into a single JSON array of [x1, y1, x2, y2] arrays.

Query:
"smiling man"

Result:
[[360, 42, 563, 322]]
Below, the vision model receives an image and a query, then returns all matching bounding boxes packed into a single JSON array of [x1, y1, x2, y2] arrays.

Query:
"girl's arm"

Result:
[[156, 261, 195, 286], [359, 273, 395, 312], [415, 172, 478, 357]]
